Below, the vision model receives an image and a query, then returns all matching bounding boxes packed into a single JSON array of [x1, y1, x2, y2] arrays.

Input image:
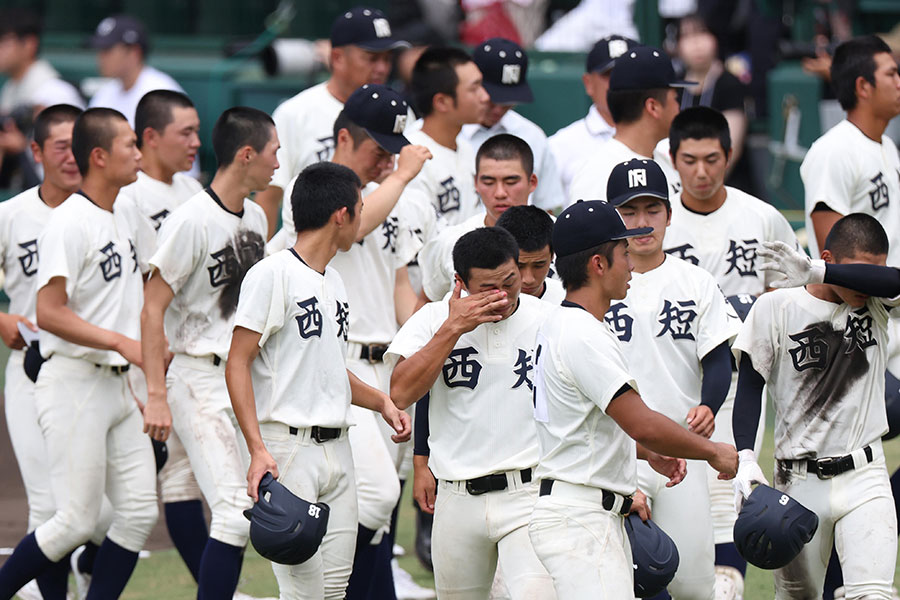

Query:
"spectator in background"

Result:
[[87, 15, 183, 128], [533, 0, 638, 52]]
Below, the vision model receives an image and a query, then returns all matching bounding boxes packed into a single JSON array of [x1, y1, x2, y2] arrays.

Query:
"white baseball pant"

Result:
[[433, 473, 555, 599], [528, 481, 633, 600], [33, 355, 158, 561], [639, 459, 715, 599], [167, 354, 251, 547], [260, 422, 358, 600], [773, 445, 896, 600]]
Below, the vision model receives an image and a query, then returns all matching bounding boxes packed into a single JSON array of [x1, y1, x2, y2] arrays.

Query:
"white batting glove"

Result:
[[757, 241, 825, 289], [733, 449, 769, 512]]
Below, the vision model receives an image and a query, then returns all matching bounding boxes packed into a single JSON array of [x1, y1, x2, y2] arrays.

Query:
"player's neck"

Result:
[[595, 103, 614, 128], [564, 284, 611, 321], [806, 282, 843, 304], [847, 108, 889, 142], [680, 184, 726, 213], [80, 175, 119, 211], [292, 229, 339, 274], [613, 123, 660, 158], [38, 180, 74, 209], [630, 251, 665, 274], [209, 169, 251, 213], [120, 63, 143, 91], [421, 116, 460, 150], [140, 152, 175, 185], [10, 56, 36, 81], [326, 77, 355, 104]]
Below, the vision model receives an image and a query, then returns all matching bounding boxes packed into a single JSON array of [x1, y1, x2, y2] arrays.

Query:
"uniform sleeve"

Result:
[[115, 196, 156, 275], [233, 259, 286, 346], [384, 303, 445, 368], [419, 231, 455, 302], [149, 211, 203, 295], [36, 213, 86, 298], [562, 324, 636, 412], [694, 271, 742, 360], [731, 293, 779, 381], [531, 140, 566, 212], [269, 102, 298, 192], [801, 140, 856, 217]]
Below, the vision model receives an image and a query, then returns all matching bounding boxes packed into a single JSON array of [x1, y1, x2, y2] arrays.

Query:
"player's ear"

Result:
[[433, 92, 453, 115], [821, 249, 835, 264], [142, 127, 158, 148], [30, 140, 42, 165], [90, 145, 107, 170], [855, 75, 871, 102], [528, 172, 538, 194]]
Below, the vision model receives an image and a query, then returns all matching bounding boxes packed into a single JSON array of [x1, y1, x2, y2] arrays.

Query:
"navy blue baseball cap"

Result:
[[473, 38, 533, 105], [609, 46, 696, 91], [553, 200, 653, 258], [88, 15, 148, 52], [342, 84, 411, 154], [586, 35, 639, 74], [607, 159, 670, 207], [331, 7, 409, 51]]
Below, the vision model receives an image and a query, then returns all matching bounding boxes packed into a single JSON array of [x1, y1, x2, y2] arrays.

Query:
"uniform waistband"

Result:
[[44, 354, 130, 376], [259, 422, 348, 443], [538, 479, 633, 515], [347, 342, 390, 363], [440, 468, 534, 495], [778, 443, 882, 480], [172, 353, 226, 371]]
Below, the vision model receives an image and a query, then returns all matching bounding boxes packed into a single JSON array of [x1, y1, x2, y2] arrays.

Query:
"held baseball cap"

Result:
[[342, 84, 411, 154], [553, 200, 653, 258], [473, 38, 533, 105], [586, 35, 639, 74], [609, 46, 696, 91], [606, 159, 670, 207], [331, 7, 409, 51], [88, 15, 148, 51]]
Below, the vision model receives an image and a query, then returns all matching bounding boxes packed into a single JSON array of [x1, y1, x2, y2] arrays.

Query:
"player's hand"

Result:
[[447, 281, 507, 334], [686, 405, 715, 438], [647, 452, 686, 487], [733, 449, 769, 512], [381, 396, 412, 443], [757, 241, 825, 289], [115, 335, 143, 368], [143, 392, 172, 442], [413, 456, 436, 514], [708, 441, 739, 480], [629, 490, 651, 521], [0, 312, 36, 350], [395, 144, 432, 183], [247, 448, 279, 502]]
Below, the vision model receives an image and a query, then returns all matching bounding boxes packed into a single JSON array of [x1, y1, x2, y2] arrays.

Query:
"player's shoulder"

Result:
[[140, 66, 182, 92], [274, 82, 331, 117], [503, 110, 548, 140], [549, 114, 586, 143], [807, 120, 861, 156], [173, 172, 204, 194], [243, 197, 268, 223], [723, 186, 781, 217], [0, 185, 42, 215], [662, 253, 717, 282]]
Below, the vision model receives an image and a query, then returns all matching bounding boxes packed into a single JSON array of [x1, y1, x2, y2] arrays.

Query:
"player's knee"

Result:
[[209, 507, 251, 547], [357, 481, 401, 531], [158, 457, 203, 503]]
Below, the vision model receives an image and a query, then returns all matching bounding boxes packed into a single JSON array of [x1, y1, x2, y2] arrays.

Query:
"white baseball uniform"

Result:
[[89, 66, 183, 127], [386, 294, 555, 598], [461, 110, 565, 212], [567, 137, 681, 207], [605, 255, 740, 599], [149, 188, 267, 548], [119, 171, 202, 234], [733, 288, 899, 599], [539, 278, 566, 305], [32, 192, 158, 561], [548, 105, 615, 200], [529, 301, 638, 600], [235, 248, 357, 599], [418, 211, 487, 301]]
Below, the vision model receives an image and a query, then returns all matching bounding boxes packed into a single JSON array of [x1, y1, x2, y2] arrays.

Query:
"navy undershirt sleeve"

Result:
[[413, 393, 430, 457], [733, 354, 765, 451], [699, 341, 732, 415], [824, 263, 900, 298]]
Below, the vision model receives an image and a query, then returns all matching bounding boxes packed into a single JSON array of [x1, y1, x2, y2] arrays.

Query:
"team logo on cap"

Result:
[[628, 168, 647, 188], [372, 18, 391, 38], [501, 64, 521, 85], [97, 17, 115, 35], [393, 114, 407, 134], [609, 39, 628, 58]]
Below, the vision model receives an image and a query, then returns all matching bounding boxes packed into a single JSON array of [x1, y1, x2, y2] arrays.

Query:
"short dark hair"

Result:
[[555, 241, 618, 291], [495, 205, 553, 253], [411, 46, 474, 118], [0, 8, 41, 39], [211, 107, 275, 168], [135, 90, 195, 149], [332, 110, 371, 149], [72, 107, 128, 176], [831, 35, 893, 112], [607, 88, 669, 125], [290, 162, 362, 233], [34, 104, 82, 149], [824, 213, 889, 261], [669, 106, 732, 156], [476, 133, 534, 176], [452, 227, 519, 285]]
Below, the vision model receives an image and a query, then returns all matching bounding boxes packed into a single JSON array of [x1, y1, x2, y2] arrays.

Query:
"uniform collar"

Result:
[[585, 105, 615, 137], [206, 186, 244, 218], [561, 299, 587, 311]]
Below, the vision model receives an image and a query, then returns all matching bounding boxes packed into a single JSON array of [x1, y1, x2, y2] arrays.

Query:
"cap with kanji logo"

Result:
[[473, 37, 533, 105], [330, 7, 409, 51], [342, 84, 411, 154], [606, 159, 670, 208], [586, 35, 639, 74]]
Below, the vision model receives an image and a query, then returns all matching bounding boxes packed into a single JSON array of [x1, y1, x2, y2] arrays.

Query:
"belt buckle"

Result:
[[814, 457, 837, 479], [312, 427, 326, 443], [366, 344, 379, 364], [465, 480, 487, 495]]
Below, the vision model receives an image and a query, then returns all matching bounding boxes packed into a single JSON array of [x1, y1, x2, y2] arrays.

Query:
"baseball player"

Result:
[[388, 226, 557, 598], [567, 46, 687, 206], [605, 159, 741, 599], [418, 133, 536, 301], [733, 215, 900, 599], [0, 104, 84, 600], [461, 38, 564, 213], [527, 198, 738, 600], [496, 206, 565, 305], [226, 161, 411, 599], [140, 107, 274, 598], [548, 35, 638, 199], [255, 7, 408, 238], [404, 46, 489, 226], [0, 107, 158, 599]]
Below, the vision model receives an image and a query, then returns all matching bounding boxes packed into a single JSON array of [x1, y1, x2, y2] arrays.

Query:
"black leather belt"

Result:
[[458, 468, 532, 495], [359, 344, 389, 363], [212, 355, 223, 367], [95, 363, 130, 375], [539, 479, 634, 515], [288, 425, 342, 443], [779, 446, 874, 480]]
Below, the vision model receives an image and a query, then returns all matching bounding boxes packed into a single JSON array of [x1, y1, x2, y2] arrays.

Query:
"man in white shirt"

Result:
[[461, 38, 563, 213], [548, 35, 637, 199], [87, 15, 183, 128], [255, 6, 408, 239], [528, 198, 737, 599], [405, 46, 489, 226], [0, 107, 157, 599], [568, 46, 690, 205]]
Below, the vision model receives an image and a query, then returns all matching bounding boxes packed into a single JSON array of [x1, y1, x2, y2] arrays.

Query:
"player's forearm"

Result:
[[225, 353, 266, 454], [699, 341, 732, 415], [37, 295, 126, 353], [824, 263, 900, 298], [140, 305, 169, 397], [390, 324, 462, 408], [394, 267, 418, 326], [355, 172, 409, 240], [348, 369, 390, 413], [631, 411, 720, 461], [732, 354, 765, 451]]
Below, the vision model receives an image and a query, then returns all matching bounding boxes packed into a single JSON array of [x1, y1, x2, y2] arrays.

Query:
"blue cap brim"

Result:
[[366, 129, 410, 155], [613, 226, 654, 240], [482, 80, 533, 105]]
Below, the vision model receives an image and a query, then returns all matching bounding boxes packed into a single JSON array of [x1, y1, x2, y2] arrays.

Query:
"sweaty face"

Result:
[[349, 136, 394, 186], [869, 52, 900, 121], [452, 62, 490, 125], [615, 197, 669, 257], [829, 251, 888, 308], [475, 157, 534, 224], [673, 137, 728, 201], [154, 106, 201, 174], [247, 127, 280, 192], [337, 45, 393, 89], [106, 119, 141, 186], [463, 258, 521, 320], [518, 246, 552, 297], [36, 120, 81, 192]]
